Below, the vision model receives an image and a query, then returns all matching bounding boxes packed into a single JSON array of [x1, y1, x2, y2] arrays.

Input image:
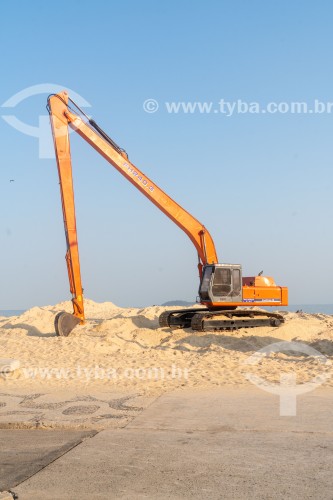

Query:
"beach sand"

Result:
[[0, 299, 332, 395]]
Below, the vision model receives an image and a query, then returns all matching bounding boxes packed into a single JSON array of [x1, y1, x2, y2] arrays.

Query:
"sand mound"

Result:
[[0, 300, 332, 394]]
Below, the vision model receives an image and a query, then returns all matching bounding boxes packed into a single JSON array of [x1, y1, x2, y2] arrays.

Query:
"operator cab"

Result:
[[199, 264, 242, 303]]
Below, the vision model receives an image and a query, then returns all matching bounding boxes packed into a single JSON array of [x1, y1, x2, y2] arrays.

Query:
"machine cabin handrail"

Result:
[[48, 91, 218, 322]]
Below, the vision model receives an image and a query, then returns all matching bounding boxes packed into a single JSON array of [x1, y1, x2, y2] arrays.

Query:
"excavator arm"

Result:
[[48, 91, 218, 335], [48, 93, 85, 336]]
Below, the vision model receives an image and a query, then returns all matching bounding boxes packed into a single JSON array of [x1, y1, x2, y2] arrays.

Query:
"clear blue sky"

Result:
[[0, 0, 332, 308]]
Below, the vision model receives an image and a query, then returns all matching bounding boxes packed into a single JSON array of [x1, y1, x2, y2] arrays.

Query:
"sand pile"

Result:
[[0, 300, 332, 395]]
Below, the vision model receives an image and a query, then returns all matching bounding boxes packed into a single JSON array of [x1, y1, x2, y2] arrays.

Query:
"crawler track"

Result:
[[159, 308, 208, 329], [159, 308, 284, 332]]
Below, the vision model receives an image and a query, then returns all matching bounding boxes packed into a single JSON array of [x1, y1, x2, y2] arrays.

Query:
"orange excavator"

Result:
[[47, 91, 288, 336]]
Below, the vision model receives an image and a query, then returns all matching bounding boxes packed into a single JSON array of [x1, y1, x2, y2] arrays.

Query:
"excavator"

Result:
[[47, 91, 288, 337]]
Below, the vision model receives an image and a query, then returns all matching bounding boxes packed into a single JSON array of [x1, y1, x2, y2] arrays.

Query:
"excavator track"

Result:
[[159, 308, 284, 331], [191, 309, 284, 332], [159, 308, 208, 329]]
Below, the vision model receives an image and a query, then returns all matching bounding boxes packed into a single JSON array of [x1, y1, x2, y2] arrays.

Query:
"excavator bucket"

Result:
[[54, 311, 81, 337]]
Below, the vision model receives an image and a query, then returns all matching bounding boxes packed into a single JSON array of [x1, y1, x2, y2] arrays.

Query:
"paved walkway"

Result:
[[1, 386, 332, 499], [0, 430, 96, 492], [0, 389, 152, 430]]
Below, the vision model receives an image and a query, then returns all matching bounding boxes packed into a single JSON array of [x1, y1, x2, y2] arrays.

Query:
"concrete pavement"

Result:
[[0, 430, 95, 492], [1, 386, 332, 499]]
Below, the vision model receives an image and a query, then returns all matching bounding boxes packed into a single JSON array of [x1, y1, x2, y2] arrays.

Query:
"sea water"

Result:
[[0, 305, 332, 317], [0, 310, 25, 317], [275, 304, 333, 314]]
